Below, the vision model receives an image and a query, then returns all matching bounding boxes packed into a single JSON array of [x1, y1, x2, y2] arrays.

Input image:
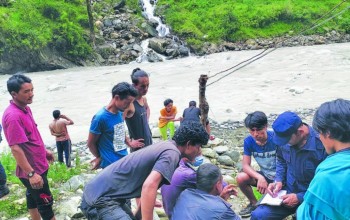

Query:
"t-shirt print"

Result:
[[113, 122, 126, 152]]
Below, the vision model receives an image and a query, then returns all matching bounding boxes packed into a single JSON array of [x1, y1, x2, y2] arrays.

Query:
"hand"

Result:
[[129, 139, 145, 149], [46, 150, 55, 163], [267, 181, 282, 197], [256, 176, 268, 194], [90, 157, 101, 170], [281, 193, 299, 208], [220, 184, 238, 200], [29, 173, 44, 189]]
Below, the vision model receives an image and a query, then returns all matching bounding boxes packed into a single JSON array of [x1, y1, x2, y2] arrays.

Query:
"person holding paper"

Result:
[[297, 99, 350, 220], [236, 111, 277, 217], [251, 111, 327, 220]]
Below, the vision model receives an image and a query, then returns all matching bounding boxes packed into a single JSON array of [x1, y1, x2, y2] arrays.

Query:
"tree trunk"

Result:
[[198, 75, 209, 128]]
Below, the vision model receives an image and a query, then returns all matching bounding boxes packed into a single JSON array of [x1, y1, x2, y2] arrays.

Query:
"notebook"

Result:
[[257, 190, 287, 206]]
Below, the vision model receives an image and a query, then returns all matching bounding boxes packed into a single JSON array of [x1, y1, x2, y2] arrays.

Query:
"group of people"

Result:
[[0, 71, 349, 220]]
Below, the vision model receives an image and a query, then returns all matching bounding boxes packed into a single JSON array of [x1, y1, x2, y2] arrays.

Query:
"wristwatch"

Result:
[[27, 170, 35, 178]]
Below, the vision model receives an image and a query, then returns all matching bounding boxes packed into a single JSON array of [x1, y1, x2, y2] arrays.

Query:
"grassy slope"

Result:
[[157, 0, 350, 46], [0, 0, 91, 59]]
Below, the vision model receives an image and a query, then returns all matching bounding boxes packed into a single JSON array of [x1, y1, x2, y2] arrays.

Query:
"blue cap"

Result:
[[272, 111, 302, 146]]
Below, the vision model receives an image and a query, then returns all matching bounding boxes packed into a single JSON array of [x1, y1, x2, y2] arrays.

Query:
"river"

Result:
[[1, 43, 350, 150]]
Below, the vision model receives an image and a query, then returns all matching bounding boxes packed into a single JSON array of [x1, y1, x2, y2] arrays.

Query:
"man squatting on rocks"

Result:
[[49, 110, 74, 167], [80, 121, 209, 220], [236, 111, 277, 217], [123, 68, 153, 151], [2, 74, 56, 220], [87, 82, 143, 170], [251, 111, 327, 220]]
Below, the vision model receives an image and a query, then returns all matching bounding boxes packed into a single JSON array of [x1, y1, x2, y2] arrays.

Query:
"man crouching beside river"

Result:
[[80, 121, 209, 220]]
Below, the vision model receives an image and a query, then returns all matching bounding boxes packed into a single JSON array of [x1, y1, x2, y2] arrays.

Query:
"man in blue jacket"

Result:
[[251, 111, 327, 220]]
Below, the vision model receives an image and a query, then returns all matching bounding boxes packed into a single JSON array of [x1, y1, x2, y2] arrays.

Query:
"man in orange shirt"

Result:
[[158, 99, 180, 140], [49, 110, 74, 167]]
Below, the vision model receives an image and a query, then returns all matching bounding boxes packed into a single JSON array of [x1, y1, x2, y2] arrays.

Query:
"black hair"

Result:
[[7, 74, 32, 94], [131, 68, 149, 85], [173, 121, 209, 146], [313, 98, 350, 142], [189, 101, 196, 107], [111, 82, 138, 99], [164, 98, 173, 106], [53, 110, 61, 119], [197, 163, 222, 193], [244, 111, 267, 129]]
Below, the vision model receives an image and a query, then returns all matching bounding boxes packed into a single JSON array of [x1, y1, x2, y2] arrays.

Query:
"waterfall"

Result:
[[140, 0, 170, 37], [133, 0, 170, 63]]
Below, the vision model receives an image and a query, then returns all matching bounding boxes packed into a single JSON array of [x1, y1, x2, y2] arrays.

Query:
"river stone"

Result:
[[213, 145, 229, 154], [202, 148, 218, 159], [218, 155, 234, 166], [224, 150, 241, 163], [207, 137, 224, 147], [223, 174, 235, 184], [55, 196, 82, 217], [151, 127, 161, 138]]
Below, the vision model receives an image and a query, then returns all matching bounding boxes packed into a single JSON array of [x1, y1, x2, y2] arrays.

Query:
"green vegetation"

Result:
[[157, 0, 350, 46], [0, 0, 91, 59], [0, 152, 91, 219]]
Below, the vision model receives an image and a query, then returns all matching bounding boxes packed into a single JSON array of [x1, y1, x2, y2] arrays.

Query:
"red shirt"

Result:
[[2, 101, 48, 178]]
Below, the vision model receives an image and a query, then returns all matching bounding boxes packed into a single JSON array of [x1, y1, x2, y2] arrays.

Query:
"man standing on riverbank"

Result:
[[2, 74, 56, 220], [236, 111, 277, 217], [124, 68, 153, 152], [87, 82, 141, 170], [49, 110, 74, 167]]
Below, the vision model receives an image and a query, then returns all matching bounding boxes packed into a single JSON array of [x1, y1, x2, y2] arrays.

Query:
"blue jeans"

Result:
[[80, 196, 135, 220], [56, 139, 71, 167], [251, 204, 297, 220]]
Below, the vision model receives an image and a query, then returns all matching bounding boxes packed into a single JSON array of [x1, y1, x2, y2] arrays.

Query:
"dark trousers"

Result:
[[56, 139, 71, 167], [19, 170, 54, 220], [0, 162, 6, 186]]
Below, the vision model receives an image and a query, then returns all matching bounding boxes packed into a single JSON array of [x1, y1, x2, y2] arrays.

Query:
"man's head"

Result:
[[53, 110, 61, 119], [197, 163, 223, 195], [111, 82, 138, 112], [189, 101, 196, 107], [313, 99, 350, 154], [173, 121, 209, 161], [7, 74, 33, 107], [131, 68, 149, 97], [244, 111, 268, 144], [272, 111, 303, 146], [164, 98, 173, 112]]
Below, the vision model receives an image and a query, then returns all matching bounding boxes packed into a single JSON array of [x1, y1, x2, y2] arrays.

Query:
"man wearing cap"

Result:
[[251, 111, 327, 220]]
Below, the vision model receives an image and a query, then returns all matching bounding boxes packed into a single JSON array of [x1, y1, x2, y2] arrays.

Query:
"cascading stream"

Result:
[[135, 0, 170, 63]]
